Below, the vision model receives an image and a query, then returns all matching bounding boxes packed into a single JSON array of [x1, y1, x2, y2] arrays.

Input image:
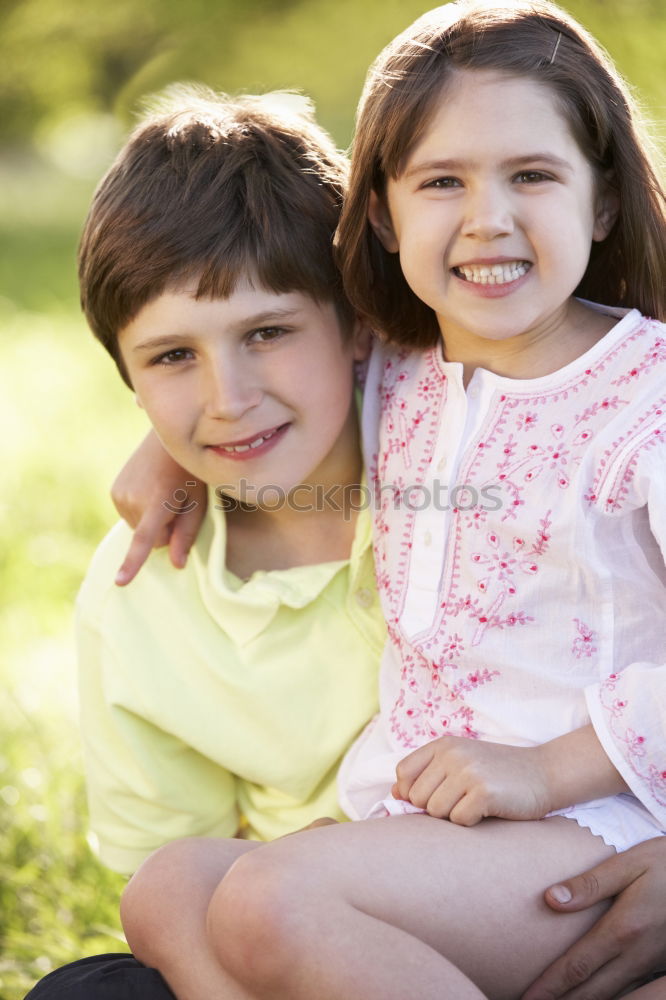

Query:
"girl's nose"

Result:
[[203, 358, 263, 420], [460, 185, 514, 241]]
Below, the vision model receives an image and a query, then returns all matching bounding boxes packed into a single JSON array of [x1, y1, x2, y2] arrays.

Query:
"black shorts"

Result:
[[24, 953, 175, 999]]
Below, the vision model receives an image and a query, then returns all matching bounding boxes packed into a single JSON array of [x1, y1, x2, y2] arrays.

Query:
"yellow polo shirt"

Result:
[[76, 492, 384, 875]]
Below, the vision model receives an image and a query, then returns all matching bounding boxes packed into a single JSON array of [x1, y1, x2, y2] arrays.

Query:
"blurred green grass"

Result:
[[0, 163, 147, 997], [0, 1, 663, 996]]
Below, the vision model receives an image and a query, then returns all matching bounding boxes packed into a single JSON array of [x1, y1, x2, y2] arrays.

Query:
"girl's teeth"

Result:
[[455, 261, 529, 284]]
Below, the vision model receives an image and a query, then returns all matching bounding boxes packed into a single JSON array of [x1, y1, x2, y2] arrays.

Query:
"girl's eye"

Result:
[[248, 326, 288, 344], [422, 177, 461, 190], [514, 170, 552, 184], [152, 348, 193, 366]]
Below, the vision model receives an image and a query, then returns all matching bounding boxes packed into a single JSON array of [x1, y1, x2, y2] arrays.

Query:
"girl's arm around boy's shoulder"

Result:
[[111, 430, 207, 585]]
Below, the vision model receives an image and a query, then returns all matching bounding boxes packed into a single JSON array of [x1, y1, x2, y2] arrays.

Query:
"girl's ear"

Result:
[[134, 393, 144, 409], [592, 182, 620, 242], [368, 190, 400, 253], [352, 318, 373, 361]]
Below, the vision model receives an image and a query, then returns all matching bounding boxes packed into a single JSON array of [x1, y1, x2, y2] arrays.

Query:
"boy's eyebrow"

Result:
[[403, 153, 573, 178], [131, 307, 304, 353]]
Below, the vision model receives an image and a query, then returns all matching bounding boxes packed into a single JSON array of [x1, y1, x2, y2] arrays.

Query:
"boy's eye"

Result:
[[422, 176, 461, 190], [248, 326, 288, 344], [514, 170, 552, 184], [152, 348, 193, 366]]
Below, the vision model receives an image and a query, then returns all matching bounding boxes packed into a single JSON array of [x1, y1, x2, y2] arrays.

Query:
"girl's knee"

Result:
[[120, 837, 214, 963], [207, 849, 310, 990]]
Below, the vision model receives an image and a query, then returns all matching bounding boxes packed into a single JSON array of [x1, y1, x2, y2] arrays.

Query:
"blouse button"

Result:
[[355, 588, 374, 609]]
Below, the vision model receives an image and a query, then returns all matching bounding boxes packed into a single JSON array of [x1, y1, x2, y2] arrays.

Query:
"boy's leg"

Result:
[[207, 813, 616, 1000], [24, 953, 176, 999]]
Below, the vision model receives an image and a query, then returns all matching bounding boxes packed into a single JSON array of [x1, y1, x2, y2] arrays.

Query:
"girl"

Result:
[[119, 3, 666, 998]]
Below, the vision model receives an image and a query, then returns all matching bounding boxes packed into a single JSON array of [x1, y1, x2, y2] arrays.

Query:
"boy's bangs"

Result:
[[192, 223, 343, 308]]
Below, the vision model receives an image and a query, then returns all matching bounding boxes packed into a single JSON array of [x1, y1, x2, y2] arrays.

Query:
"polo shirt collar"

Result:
[[191, 486, 373, 646]]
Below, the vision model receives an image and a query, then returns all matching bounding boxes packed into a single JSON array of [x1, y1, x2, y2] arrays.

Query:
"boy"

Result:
[[27, 86, 384, 999]]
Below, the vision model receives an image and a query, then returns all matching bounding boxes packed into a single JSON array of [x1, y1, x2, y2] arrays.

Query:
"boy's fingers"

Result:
[[522, 954, 640, 1000], [544, 851, 646, 912], [521, 919, 618, 999]]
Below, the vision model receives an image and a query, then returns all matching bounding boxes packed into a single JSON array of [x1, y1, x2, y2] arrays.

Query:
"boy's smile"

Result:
[[370, 69, 617, 377], [118, 279, 367, 508]]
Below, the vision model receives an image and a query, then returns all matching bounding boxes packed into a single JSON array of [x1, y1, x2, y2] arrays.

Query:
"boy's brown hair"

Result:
[[79, 87, 353, 386], [337, 0, 666, 347]]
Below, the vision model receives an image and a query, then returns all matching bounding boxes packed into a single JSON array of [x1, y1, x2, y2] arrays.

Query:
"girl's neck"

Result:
[[442, 299, 617, 387]]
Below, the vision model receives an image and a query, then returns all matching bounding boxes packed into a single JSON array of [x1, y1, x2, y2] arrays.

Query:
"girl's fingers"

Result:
[[393, 744, 435, 800], [115, 510, 173, 586], [406, 765, 452, 812], [168, 502, 207, 570]]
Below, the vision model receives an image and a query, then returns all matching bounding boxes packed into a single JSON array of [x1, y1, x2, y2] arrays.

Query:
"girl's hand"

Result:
[[111, 431, 207, 585], [393, 725, 629, 826], [392, 735, 551, 826]]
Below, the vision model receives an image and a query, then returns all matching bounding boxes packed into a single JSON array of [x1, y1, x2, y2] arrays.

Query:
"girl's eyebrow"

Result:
[[404, 153, 573, 178]]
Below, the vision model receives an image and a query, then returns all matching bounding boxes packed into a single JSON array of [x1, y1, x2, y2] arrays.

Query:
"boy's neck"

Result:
[[223, 433, 364, 579], [224, 497, 361, 579]]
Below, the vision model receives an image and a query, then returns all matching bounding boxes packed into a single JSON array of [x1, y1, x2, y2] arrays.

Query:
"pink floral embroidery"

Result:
[[572, 619, 597, 659], [585, 398, 666, 512], [368, 315, 666, 772], [612, 336, 666, 386], [599, 674, 666, 807]]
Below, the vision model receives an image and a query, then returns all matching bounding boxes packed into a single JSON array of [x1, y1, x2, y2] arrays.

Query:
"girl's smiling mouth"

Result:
[[452, 260, 531, 285], [450, 259, 533, 298]]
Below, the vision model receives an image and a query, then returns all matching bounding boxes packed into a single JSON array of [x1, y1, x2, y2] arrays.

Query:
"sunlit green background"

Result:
[[0, 0, 664, 996]]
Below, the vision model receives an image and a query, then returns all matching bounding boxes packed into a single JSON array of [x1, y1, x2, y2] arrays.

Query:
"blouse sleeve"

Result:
[[585, 424, 666, 827]]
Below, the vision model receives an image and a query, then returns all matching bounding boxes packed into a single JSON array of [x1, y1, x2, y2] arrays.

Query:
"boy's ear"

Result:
[[593, 180, 620, 242], [368, 190, 400, 253], [352, 318, 373, 361], [134, 393, 144, 410]]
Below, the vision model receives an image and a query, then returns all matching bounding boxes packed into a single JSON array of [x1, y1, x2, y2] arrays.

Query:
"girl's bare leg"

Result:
[[206, 814, 616, 1000], [623, 982, 666, 999], [121, 836, 260, 1000]]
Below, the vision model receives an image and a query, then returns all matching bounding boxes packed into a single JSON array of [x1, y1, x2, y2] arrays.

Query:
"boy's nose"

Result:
[[203, 360, 263, 420], [460, 186, 514, 241]]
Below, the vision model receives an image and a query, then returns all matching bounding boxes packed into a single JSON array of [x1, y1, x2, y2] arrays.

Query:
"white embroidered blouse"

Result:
[[339, 305, 666, 846]]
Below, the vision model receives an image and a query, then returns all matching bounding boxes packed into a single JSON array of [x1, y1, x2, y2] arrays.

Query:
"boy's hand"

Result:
[[112, 431, 207, 585], [522, 838, 666, 1000], [392, 736, 550, 825]]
